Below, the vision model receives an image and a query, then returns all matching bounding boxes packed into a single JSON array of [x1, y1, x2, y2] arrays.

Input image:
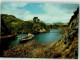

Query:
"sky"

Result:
[[1, 2, 78, 24]]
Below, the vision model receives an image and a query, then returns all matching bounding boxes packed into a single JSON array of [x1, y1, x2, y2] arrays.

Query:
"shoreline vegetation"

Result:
[[1, 14, 68, 34], [0, 7, 79, 59]]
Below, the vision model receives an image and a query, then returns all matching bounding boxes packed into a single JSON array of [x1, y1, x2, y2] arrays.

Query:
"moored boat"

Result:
[[19, 34, 34, 41]]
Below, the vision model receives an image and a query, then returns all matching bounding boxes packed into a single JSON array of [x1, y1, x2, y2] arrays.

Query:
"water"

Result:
[[10, 34, 27, 46], [9, 29, 62, 46], [34, 29, 62, 43]]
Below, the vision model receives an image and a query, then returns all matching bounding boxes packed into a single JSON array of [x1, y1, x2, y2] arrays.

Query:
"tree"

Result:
[[33, 17, 40, 23]]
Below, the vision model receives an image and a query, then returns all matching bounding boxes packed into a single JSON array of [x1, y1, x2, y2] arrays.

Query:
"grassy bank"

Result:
[[3, 36, 78, 58], [3, 39, 52, 57]]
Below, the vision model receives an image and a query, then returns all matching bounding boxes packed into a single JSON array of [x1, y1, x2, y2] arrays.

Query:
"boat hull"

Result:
[[19, 35, 34, 42]]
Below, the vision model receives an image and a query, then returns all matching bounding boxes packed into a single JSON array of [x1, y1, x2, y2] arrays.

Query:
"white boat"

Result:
[[19, 35, 34, 41]]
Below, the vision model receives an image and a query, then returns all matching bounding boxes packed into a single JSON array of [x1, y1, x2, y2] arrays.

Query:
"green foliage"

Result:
[[1, 14, 68, 34], [48, 24, 68, 29], [33, 17, 40, 23], [1, 14, 24, 33], [1, 14, 49, 34]]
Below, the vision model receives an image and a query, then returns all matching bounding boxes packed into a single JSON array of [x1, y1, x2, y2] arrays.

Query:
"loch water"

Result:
[[10, 29, 62, 46]]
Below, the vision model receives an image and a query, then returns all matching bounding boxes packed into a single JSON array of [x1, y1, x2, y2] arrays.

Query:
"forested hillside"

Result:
[[1, 14, 50, 34]]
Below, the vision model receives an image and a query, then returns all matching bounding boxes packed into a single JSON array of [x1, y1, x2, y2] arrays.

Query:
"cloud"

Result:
[[1, 2, 28, 8], [24, 13, 73, 23], [24, 3, 77, 23], [40, 3, 78, 23], [1, 2, 30, 19], [1, 3, 78, 23]]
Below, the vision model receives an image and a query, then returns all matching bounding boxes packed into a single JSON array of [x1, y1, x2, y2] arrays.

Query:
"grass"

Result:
[[3, 36, 78, 58]]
